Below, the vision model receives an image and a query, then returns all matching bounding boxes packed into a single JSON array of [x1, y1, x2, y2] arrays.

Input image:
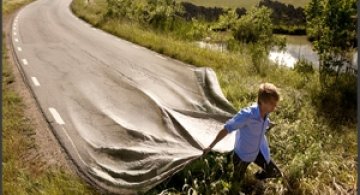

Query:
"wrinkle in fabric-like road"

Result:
[[12, 0, 239, 193], [63, 67, 237, 193]]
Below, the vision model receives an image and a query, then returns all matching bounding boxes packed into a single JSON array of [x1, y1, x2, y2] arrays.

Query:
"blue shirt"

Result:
[[224, 103, 271, 163]]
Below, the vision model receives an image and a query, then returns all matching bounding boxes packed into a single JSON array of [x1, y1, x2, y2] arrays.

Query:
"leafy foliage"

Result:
[[105, 0, 184, 31], [70, 0, 357, 194], [230, 7, 286, 75], [305, 0, 357, 78], [211, 9, 239, 31], [305, 0, 357, 123], [148, 152, 234, 195], [233, 7, 273, 45]]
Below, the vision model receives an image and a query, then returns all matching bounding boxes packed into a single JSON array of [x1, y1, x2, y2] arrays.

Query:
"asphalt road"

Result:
[[11, 0, 237, 193]]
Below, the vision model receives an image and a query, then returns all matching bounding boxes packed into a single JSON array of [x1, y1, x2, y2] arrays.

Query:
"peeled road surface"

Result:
[[11, 0, 238, 193]]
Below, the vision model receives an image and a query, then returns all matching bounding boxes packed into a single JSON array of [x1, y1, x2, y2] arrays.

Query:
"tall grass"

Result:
[[3, 0, 34, 15], [70, 0, 357, 194], [2, 2, 98, 193]]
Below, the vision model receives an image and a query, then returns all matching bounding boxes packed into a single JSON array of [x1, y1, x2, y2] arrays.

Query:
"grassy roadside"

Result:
[[71, 0, 357, 194], [3, 0, 34, 15], [2, 2, 97, 194]]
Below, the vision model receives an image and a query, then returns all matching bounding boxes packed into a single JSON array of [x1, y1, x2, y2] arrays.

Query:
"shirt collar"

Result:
[[255, 102, 268, 121]]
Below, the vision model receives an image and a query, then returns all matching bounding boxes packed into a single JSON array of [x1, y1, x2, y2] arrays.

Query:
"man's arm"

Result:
[[202, 108, 249, 155], [203, 128, 228, 156]]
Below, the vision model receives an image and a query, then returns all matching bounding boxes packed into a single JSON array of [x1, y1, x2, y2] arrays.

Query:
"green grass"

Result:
[[3, 0, 35, 15], [71, 0, 357, 193], [2, 2, 98, 194], [177, 0, 310, 9]]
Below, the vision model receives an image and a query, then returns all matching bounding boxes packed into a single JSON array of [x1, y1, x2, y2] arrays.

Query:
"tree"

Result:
[[305, 0, 357, 123], [211, 9, 239, 31], [232, 7, 286, 75], [233, 7, 273, 46], [305, 0, 357, 88]]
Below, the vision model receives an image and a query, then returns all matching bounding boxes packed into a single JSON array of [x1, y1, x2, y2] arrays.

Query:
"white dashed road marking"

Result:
[[22, 59, 28, 65], [49, 108, 65, 125], [17, 47, 22, 51], [31, 77, 40, 86]]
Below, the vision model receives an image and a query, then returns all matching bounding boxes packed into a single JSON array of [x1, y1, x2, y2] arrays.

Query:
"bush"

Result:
[[294, 59, 314, 75], [233, 7, 273, 45], [310, 73, 357, 125]]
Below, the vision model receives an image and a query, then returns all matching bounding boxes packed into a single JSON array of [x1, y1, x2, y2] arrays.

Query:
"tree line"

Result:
[[180, 0, 306, 35]]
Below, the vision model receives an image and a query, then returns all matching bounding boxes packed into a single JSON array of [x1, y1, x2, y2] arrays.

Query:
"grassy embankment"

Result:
[[70, 0, 357, 194], [2, 1, 97, 194]]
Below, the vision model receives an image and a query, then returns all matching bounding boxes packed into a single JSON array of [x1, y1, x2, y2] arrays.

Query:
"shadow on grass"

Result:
[[310, 73, 357, 128]]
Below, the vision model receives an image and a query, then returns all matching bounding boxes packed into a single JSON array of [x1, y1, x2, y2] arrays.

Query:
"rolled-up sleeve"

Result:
[[224, 109, 250, 133]]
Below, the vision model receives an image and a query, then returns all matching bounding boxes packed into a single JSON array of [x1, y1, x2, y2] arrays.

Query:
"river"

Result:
[[196, 35, 357, 70]]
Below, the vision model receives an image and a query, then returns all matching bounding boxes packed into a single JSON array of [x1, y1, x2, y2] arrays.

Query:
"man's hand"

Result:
[[202, 128, 228, 156], [203, 147, 211, 156]]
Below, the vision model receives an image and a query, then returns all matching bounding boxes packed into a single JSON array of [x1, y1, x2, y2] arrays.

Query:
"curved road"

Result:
[[11, 0, 237, 193]]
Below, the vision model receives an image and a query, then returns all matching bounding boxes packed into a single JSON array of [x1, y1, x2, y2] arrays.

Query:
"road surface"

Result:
[[11, 0, 237, 193]]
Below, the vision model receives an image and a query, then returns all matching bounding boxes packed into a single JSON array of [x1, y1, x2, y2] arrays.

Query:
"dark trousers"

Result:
[[232, 152, 282, 181]]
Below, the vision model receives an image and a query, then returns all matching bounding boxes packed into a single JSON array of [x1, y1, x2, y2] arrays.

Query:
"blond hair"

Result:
[[258, 83, 280, 104]]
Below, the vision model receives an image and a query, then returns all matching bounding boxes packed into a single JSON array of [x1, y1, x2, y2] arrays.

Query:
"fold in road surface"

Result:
[[11, 0, 238, 193]]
